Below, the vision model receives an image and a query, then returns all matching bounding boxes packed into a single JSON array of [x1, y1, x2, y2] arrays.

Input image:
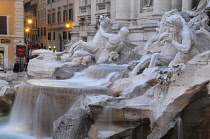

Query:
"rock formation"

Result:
[[23, 4, 210, 139]]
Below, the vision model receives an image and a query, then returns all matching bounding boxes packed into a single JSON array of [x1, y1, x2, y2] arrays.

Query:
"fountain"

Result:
[[0, 63, 127, 138], [3, 4, 210, 138]]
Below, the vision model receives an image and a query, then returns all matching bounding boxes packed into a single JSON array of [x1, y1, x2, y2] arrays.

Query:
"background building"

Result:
[[0, 0, 24, 72], [46, 0, 74, 52], [37, 0, 47, 48]]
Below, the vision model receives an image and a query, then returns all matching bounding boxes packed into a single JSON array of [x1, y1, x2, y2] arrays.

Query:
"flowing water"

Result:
[[0, 115, 37, 139], [0, 64, 127, 138], [177, 117, 183, 139]]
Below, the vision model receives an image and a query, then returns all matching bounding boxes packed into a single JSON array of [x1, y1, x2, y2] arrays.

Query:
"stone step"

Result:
[[89, 104, 151, 123], [88, 122, 151, 139]]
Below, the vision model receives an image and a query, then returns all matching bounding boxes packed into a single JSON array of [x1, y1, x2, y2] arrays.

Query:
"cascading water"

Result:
[[0, 64, 127, 138], [101, 106, 113, 124], [177, 117, 183, 139], [86, 64, 128, 79]]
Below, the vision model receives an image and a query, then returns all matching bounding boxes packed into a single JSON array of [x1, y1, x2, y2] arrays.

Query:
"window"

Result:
[[57, 11, 61, 23], [48, 32, 51, 40], [0, 16, 7, 35], [43, 9, 46, 18], [32, 34, 35, 40], [68, 31, 71, 40], [98, 4, 106, 10], [41, 27, 43, 36], [38, 10, 40, 19], [53, 32, 55, 40], [63, 10, 67, 22], [47, 14, 51, 24], [63, 32, 67, 40], [33, 9, 36, 17], [81, 0, 88, 6], [44, 27, 46, 36], [69, 8, 73, 21], [0, 51, 4, 71], [52, 13, 55, 23], [32, 19, 35, 29], [38, 28, 40, 37]]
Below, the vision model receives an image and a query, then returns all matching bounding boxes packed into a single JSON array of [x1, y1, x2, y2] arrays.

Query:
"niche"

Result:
[[193, 0, 201, 10]]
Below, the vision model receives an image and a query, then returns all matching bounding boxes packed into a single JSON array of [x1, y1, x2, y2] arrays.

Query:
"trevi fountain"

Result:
[[1, 0, 210, 139]]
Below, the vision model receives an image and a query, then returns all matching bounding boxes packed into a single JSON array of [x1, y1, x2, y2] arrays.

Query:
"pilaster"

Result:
[[14, 0, 24, 45]]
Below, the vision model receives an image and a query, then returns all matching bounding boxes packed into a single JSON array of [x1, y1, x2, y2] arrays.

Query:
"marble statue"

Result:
[[68, 16, 112, 58], [186, 10, 210, 53], [187, 0, 210, 16], [130, 10, 199, 77], [97, 27, 130, 63], [130, 10, 179, 76], [164, 14, 198, 67]]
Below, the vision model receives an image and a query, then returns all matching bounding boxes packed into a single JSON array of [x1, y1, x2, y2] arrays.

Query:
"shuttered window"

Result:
[[0, 16, 7, 35]]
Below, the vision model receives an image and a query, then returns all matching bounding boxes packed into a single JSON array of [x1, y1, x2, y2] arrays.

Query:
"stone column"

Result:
[[110, 0, 116, 20], [114, 0, 131, 29], [115, 0, 130, 20], [71, 0, 80, 42], [153, 0, 171, 14], [15, 0, 24, 41], [130, 0, 138, 26], [171, 0, 182, 11], [90, 0, 96, 25], [74, 0, 80, 26], [182, 0, 193, 11]]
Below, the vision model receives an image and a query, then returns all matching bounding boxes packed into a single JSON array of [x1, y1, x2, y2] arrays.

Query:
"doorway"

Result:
[[0, 51, 4, 71], [58, 34, 62, 52]]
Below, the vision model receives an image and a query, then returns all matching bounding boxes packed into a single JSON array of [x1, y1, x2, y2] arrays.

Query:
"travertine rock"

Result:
[[0, 96, 12, 114], [53, 108, 93, 139], [147, 63, 210, 139], [54, 66, 85, 79], [0, 80, 9, 96], [0, 80, 13, 114], [27, 58, 66, 78], [0, 72, 17, 81]]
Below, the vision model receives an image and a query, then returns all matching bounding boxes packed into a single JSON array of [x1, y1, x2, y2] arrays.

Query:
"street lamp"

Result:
[[65, 21, 75, 29], [65, 23, 70, 28], [27, 19, 33, 24], [25, 28, 30, 32]]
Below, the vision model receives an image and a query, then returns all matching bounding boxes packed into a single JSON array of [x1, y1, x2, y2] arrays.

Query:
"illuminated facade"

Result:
[[46, 0, 74, 52], [0, 0, 24, 71], [37, 0, 47, 48], [24, 0, 38, 43]]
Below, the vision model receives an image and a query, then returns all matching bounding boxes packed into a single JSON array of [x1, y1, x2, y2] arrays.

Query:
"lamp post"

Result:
[[65, 21, 75, 29], [25, 28, 30, 33], [25, 27, 30, 43], [27, 19, 33, 24], [65, 23, 70, 28]]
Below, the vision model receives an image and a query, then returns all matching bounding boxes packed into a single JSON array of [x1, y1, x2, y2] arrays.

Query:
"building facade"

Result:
[[37, 0, 47, 48], [46, 0, 74, 52], [0, 0, 24, 72]]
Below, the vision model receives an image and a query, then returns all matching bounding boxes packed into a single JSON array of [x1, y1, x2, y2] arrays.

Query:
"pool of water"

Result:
[[0, 115, 47, 139]]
